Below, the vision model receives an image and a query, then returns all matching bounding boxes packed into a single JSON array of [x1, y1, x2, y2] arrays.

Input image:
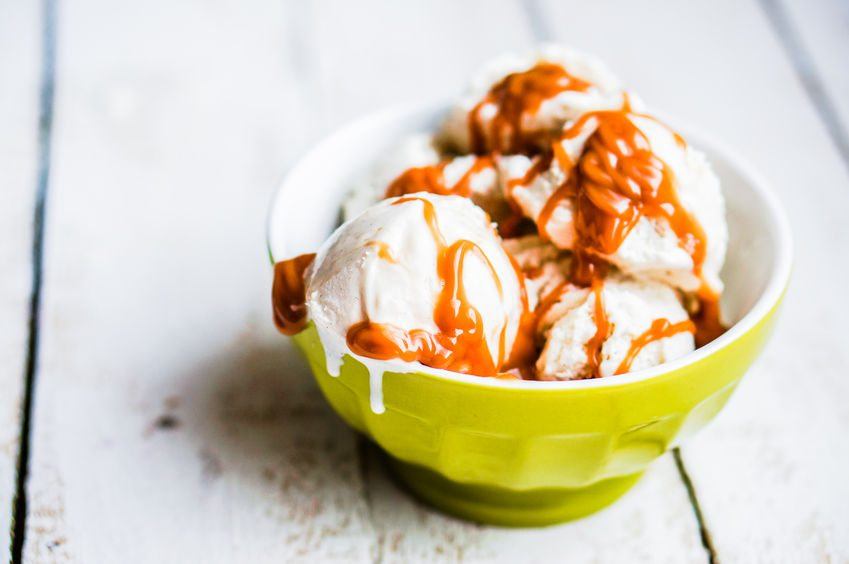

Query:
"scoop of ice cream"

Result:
[[536, 274, 695, 380], [383, 154, 511, 221], [437, 45, 625, 154], [342, 134, 512, 223], [499, 110, 728, 295], [308, 192, 526, 376]]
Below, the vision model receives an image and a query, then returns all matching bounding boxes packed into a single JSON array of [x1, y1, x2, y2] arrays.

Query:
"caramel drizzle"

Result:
[[530, 104, 724, 358], [534, 280, 570, 331], [504, 153, 553, 203], [614, 318, 696, 375], [584, 277, 612, 377], [503, 253, 537, 374], [272, 253, 316, 335], [693, 287, 724, 348], [540, 109, 709, 285], [365, 240, 397, 263], [346, 196, 525, 376], [498, 153, 554, 240], [385, 156, 493, 199], [468, 62, 591, 154]]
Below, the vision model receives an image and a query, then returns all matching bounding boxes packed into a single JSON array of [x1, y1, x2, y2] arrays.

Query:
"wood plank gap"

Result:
[[758, 0, 849, 173], [673, 448, 718, 564], [9, 0, 57, 560], [521, 0, 552, 43]]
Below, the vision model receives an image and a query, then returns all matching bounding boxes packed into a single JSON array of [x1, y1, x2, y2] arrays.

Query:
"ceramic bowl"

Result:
[[267, 102, 792, 526]]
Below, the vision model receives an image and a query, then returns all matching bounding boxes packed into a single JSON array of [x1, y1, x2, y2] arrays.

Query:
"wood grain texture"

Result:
[[0, 0, 40, 559], [537, 0, 849, 561]]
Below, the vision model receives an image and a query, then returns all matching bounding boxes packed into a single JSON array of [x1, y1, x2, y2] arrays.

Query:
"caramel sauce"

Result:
[[503, 254, 537, 372], [272, 253, 316, 335], [498, 153, 554, 240], [584, 277, 612, 377], [531, 103, 725, 361], [614, 318, 695, 375], [469, 62, 591, 154], [541, 109, 708, 274], [503, 97, 701, 279], [504, 153, 553, 203], [346, 196, 527, 377], [551, 137, 574, 171], [365, 240, 397, 263], [495, 371, 522, 380], [693, 285, 725, 347], [494, 212, 528, 239], [532, 280, 570, 333], [385, 156, 493, 199]]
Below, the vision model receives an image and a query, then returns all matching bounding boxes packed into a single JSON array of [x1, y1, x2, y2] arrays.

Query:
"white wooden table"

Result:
[[2, 0, 848, 562]]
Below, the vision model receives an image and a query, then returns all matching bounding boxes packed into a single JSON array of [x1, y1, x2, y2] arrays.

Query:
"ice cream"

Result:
[[343, 137, 510, 224], [499, 106, 727, 296], [437, 45, 625, 154], [303, 193, 530, 380], [273, 45, 729, 390], [502, 235, 695, 380], [502, 235, 571, 311], [535, 275, 694, 380]]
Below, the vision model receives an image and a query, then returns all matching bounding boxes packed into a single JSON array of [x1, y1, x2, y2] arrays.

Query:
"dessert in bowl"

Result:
[[267, 47, 792, 526]]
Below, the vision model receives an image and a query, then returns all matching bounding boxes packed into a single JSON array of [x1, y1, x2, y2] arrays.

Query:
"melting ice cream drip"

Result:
[[366, 362, 386, 414], [316, 323, 386, 414]]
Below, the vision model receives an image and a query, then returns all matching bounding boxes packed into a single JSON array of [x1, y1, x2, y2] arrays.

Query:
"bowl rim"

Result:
[[267, 101, 793, 391]]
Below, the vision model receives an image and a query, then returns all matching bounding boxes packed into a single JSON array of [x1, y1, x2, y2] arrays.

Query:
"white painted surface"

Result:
[[5, 0, 847, 561], [537, 0, 849, 560], [23, 1, 377, 561], [0, 0, 40, 560], [780, 0, 849, 135]]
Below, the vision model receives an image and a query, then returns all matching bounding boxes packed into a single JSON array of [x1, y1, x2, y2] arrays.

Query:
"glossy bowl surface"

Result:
[[269, 103, 792, 526]]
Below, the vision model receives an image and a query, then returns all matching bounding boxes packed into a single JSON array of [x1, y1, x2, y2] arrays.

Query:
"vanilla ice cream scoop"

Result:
[[537, 274, 695, 380], [437, 45, 625, 154], [342, 135, 511, 223], [307, 192, 527, 378], [500, 108, 728, 295]]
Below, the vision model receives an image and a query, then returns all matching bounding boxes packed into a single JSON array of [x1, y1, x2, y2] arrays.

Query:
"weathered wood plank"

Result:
[[23, 1, 378, 561], [538, 0, 849, 561], [0, 0, 41, 559]]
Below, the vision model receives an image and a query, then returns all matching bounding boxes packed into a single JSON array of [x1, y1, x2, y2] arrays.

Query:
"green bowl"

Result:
[[268, 103, 793, 526]]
